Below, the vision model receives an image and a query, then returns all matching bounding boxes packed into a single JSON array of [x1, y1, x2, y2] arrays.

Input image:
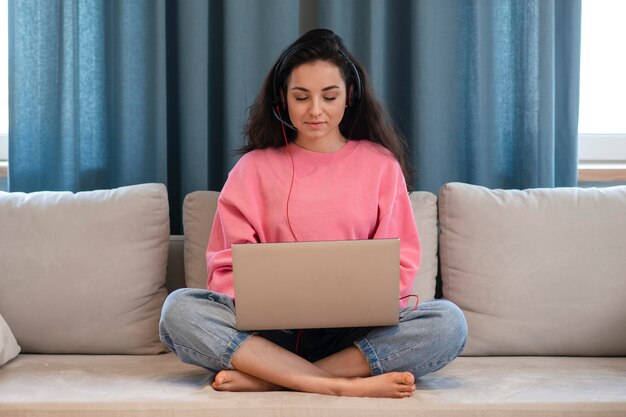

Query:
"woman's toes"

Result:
[[212, 371, 230, 389], [401, 372, 415, 386]]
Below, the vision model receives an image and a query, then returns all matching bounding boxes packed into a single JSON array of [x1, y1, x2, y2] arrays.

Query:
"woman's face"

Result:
[[286, 60, 348, 152]]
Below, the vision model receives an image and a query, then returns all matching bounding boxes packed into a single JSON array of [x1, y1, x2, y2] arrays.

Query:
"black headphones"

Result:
[[271, 35, 363, 130]]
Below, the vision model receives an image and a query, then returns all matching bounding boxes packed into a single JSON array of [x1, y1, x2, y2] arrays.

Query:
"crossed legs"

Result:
[[212, 335, 416, 398], [160, 289, 466, 399]]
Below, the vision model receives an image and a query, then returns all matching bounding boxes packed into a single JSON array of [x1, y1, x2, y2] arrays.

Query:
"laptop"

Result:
[[232, 238, 400, 331]]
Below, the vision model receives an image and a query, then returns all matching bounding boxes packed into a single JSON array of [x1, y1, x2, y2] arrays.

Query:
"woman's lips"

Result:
[[306, 121, 326, 129]]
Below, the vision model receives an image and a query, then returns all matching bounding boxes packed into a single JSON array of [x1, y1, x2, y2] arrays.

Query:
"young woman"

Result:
[[159, 29, 467, 399]]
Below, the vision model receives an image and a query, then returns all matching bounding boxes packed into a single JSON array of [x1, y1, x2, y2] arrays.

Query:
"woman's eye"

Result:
[[295, 97, 308, 101], [324, 97, 337, 101]]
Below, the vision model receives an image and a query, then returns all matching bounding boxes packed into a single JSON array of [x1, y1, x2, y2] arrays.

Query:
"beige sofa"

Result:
[[1, 182, 625, 417]]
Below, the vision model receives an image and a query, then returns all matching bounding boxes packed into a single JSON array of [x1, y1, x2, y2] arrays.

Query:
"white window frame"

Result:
[[578, 134, 626, 182], [578, 134, 626, 163], [0, 134, 7, 188], [0, 133, 7, 161]]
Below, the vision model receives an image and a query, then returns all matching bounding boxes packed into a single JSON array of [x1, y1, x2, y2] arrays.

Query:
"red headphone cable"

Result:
[[295, 329, 304, 355], [277, 104, 299, 242], [399, 294, 420, 311]]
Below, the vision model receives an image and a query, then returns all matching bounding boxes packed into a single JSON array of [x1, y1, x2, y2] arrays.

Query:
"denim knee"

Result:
[[158, 288, 249, 373], [159, 288, 190, 348], [357, 299, 467, 378], [435, 299, 468, 360], [411, 299, 467, 377], [160, 288, 236, 333]]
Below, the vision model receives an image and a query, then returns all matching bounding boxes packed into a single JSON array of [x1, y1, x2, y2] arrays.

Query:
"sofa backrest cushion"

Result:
[[439, 182, 626, 356], [0, 184, 169, 354], [183, 191, 219, 290], [183, 191, 438, 301]]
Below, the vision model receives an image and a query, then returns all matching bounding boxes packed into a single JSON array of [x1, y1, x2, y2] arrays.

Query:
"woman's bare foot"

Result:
[[335, 372, 416, 398], [212, 370, 283, 392]]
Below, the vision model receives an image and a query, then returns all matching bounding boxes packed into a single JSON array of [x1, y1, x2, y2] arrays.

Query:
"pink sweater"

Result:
[[206, 139, 421, 308]]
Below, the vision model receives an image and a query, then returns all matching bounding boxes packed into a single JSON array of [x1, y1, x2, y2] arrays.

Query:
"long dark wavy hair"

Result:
[[241, 29, 413, 190]]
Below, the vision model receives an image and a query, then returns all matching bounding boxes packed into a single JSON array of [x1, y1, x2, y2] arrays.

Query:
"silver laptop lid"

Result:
[[232, 239, 400, 331]]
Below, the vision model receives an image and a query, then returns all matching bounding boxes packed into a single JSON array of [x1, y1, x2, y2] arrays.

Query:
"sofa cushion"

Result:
[[0, 184, 169, 354], [0, 313, 20, 366], [438, 182, 626, 356], [408, 191, 439, 300], [183, 191, 219, 290], [183, 191, 438, 300]]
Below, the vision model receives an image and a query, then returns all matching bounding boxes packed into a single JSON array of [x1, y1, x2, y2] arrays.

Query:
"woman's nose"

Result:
[[309, 98, 322, 116]]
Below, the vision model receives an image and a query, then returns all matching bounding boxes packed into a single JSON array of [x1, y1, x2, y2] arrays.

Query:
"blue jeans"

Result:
[[159, 288, 467, 379]]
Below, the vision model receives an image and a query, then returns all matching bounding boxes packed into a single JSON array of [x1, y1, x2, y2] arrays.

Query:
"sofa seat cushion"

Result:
[[1, 354, 624, 417]]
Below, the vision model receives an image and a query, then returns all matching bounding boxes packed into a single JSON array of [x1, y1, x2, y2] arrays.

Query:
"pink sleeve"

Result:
[[205, 175, 259, 300], [205, 205, 234, 298], [372, 163, 421, 308]]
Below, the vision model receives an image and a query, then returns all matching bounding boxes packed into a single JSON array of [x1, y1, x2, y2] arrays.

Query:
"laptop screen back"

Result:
[[232, 239, 400, 331]]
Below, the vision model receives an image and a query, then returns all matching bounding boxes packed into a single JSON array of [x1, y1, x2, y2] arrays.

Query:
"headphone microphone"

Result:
[[272, 104, 297, 131]]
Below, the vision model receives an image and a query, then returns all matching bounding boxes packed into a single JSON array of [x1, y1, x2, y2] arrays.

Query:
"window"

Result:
[[578, 0, 626, 182]]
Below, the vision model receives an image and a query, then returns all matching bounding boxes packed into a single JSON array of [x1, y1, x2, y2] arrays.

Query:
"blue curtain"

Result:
[[163, 0, 300, 230], [9, 0, 300, 232], [8, 0, 581, 232], [9, 0, 168, 190], [317, 0, 581, 191]]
